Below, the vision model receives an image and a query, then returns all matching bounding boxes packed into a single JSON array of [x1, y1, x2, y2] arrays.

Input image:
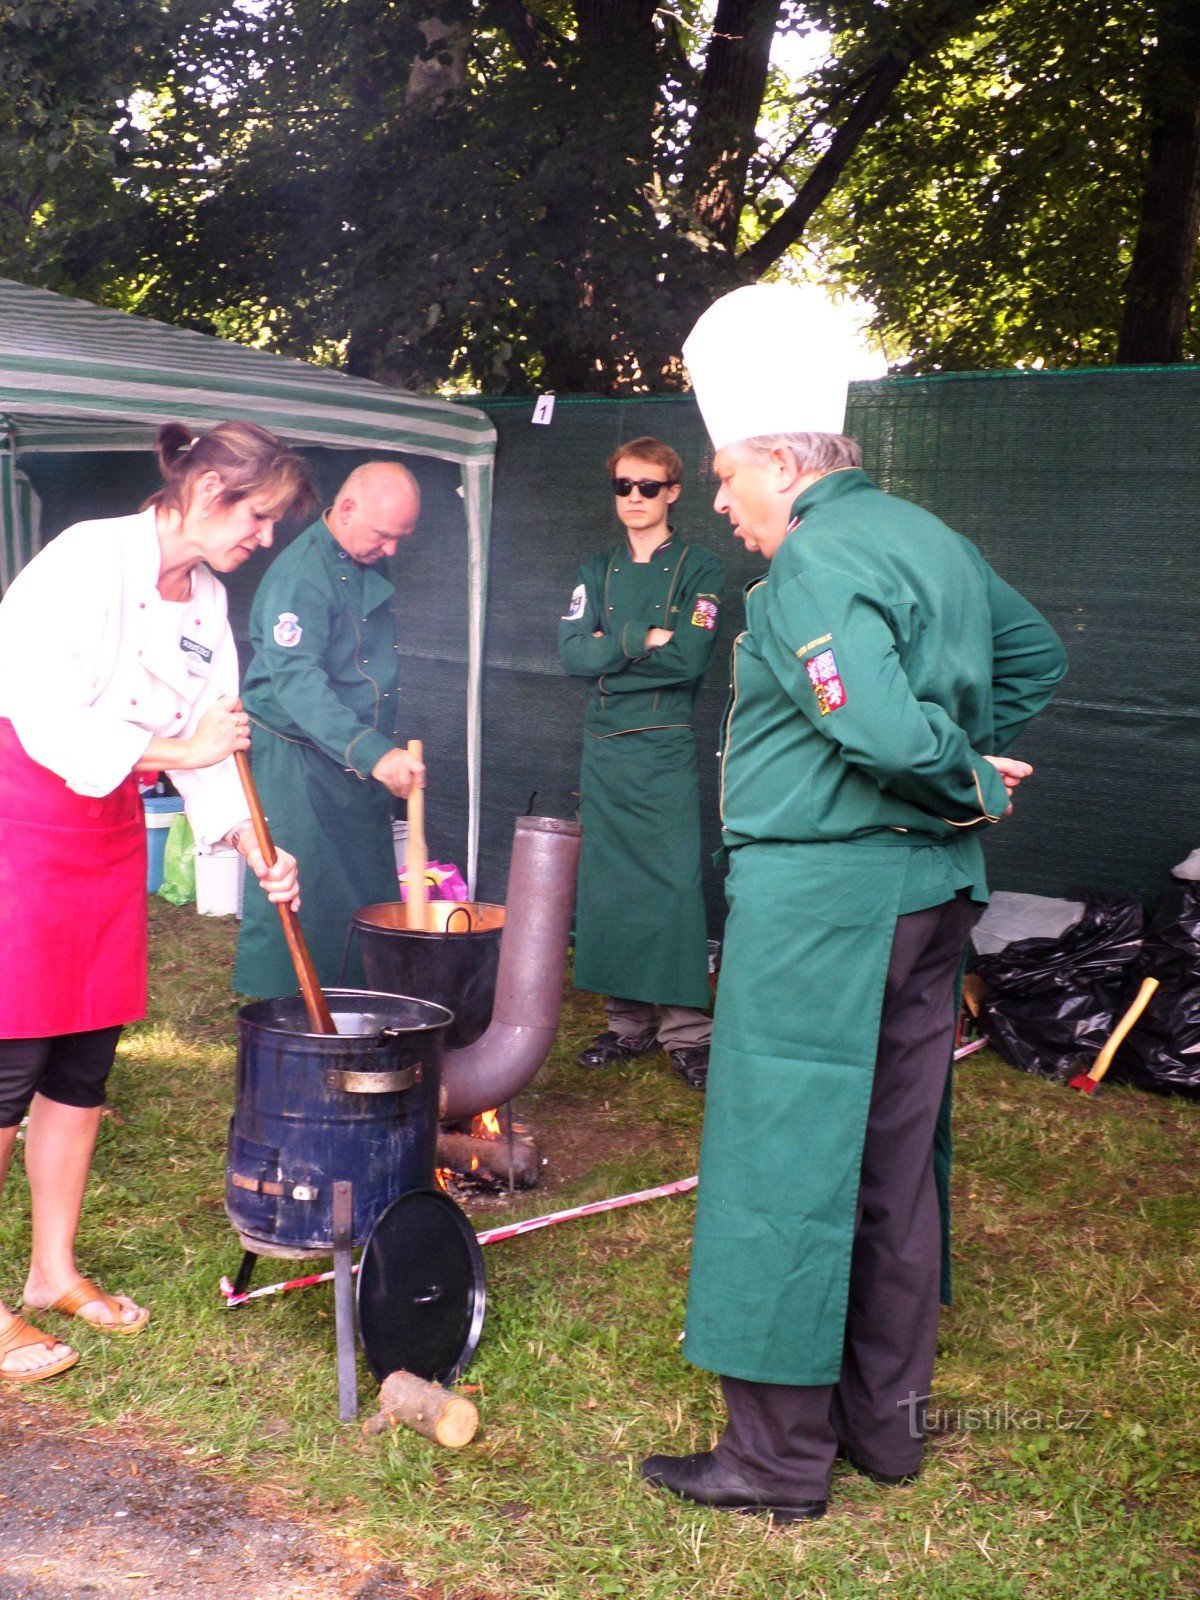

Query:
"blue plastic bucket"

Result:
[[143, 794, 184, 892]]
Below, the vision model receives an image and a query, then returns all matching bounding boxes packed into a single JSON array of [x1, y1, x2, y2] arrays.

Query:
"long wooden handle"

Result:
[[234, 750, 337, 1035], [1087, 975, 1159, 1086], [405, 739, 429, 931]]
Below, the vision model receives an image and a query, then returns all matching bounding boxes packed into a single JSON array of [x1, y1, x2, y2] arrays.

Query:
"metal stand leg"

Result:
[[332, 1179, 358, 1422], [231, 1250, 258, 1298]]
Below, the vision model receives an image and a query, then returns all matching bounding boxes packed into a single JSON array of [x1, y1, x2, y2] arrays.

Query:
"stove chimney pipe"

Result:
[[438, 816, 581, 1123]]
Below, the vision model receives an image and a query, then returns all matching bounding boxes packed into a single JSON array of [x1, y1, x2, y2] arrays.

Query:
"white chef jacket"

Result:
[[0, 507, 247, 848]]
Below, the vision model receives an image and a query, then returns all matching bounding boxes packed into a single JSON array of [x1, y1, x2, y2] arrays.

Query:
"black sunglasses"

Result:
[[611, 476, 675, 498]]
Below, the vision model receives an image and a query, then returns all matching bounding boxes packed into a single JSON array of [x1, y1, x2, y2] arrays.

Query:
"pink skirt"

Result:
[[0, 718, 147, 1037]]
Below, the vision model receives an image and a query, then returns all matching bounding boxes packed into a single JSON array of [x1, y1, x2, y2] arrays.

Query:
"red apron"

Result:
[[0, 719, 147, 1038]]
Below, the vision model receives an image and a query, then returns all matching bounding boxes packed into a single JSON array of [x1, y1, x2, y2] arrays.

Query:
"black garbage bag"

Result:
[[972, 892, 1144, 1081], [1115, 869, 1200, 1096]]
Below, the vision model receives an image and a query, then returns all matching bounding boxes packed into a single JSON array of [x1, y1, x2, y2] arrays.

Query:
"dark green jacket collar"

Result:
[[790, 467, 873, 526]]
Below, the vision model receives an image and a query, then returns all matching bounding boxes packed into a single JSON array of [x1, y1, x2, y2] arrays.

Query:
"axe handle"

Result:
[[235, 750, 337, 1035], [1086, 976, 1159, 1086]]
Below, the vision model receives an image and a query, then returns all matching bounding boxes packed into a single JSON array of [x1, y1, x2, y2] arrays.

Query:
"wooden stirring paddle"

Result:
[[234, 750, 337, 1035], [405, 739, 429, 931]]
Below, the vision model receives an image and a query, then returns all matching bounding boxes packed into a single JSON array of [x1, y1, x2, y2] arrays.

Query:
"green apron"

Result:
[[559, 537, 724, 1010], [574, 726, 710, 1008], [684, 838, 910, 1384]]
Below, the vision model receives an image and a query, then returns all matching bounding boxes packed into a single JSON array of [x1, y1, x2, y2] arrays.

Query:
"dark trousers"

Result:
[[713, 892, 978, 1498]]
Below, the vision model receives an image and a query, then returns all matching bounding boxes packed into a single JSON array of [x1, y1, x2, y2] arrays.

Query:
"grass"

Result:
[[2, 898, 1199, 1598]]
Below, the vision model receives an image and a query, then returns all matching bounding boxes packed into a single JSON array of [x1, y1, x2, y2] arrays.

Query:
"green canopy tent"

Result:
[[0, 277, 496, 892]]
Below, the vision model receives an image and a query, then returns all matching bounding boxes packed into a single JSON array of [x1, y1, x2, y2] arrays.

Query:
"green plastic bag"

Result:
[[157, 813, 196, 905]]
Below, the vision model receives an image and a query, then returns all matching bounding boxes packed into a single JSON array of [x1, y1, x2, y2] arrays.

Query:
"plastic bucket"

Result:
[[351, 901, 504, 1049], [196, 846, 245, 917], [225, 989, 454, 1253], [143, 794, 185, 893]]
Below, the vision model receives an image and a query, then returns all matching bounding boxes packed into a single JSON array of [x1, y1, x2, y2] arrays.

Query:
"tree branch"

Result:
[[484, 0, 561, 69], [741, 0, 991, 275]]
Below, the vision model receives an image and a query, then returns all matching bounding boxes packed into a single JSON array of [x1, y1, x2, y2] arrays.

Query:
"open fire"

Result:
[[435, 1105, 540, 1191]]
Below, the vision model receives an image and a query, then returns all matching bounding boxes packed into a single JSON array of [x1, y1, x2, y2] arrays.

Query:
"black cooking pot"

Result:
[[225, 989, 453, 1253], [350, 900, 504, 1048]]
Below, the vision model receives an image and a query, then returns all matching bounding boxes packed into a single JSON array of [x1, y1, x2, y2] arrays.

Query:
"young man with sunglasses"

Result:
[[559, 437, 724, 1090]]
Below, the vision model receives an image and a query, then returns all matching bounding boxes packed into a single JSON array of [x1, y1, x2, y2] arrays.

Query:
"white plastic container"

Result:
[[196, 846, 246, 918]]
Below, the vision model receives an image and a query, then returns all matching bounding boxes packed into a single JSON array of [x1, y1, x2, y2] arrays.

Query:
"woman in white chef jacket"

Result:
[[0, 420, 311, 1383]]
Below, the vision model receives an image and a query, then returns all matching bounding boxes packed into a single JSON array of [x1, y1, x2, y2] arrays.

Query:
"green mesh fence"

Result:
[[474, 369, 1200, 925], [21, 367, 1200, 932]]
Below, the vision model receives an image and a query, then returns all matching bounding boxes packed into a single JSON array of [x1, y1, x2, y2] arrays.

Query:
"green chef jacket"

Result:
[[238, 518, 400, 776], [559, 538, 725, 737]]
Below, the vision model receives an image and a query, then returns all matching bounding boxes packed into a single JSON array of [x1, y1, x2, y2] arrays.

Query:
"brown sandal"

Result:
[[0, 1313, 80, 1384], [37, 1278, 150, 1336]]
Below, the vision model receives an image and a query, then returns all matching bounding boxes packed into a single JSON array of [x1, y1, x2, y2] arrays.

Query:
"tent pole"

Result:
[[461, 458, 493, 899]]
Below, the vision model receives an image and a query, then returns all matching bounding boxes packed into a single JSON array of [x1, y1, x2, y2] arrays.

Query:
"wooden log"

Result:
[[435, 1129, 540, 1189], [362, 1369, 478, 1448]]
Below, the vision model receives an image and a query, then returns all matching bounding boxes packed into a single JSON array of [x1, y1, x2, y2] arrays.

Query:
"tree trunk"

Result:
[[683, 0, 785, 252], [741, 0, 990, 276], [1117, 0, 1200, 364]]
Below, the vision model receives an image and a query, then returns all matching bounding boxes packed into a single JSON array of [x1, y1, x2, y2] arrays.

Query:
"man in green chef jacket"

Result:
[[641, 285, 1068, 1522], [559, 438, 724, 1090], [233, 461, 425, 997]]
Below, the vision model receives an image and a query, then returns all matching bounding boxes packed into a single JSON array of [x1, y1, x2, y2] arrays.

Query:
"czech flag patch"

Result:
[[690, 596, 719, 631], [805, 647, 847, 715]]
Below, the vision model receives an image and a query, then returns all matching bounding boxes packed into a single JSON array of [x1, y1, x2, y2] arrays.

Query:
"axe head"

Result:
[[1067, 1070, 1099, 1096]]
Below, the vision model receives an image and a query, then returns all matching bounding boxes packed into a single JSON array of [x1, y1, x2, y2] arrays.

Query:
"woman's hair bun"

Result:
[[156, 422, 197, 475]]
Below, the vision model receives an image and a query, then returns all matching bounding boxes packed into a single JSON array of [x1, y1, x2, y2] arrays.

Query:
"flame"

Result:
[[470, 1156, 480, 1171], [477, 1107, 501, 1138], [433, 1167, 454, 1193]]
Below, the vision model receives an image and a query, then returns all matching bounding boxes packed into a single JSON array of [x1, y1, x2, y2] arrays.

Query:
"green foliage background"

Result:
[[0, 0, 1194, 388]]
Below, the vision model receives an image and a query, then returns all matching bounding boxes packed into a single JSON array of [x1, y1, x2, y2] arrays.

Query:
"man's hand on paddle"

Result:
[[372, 747, 425, 798]]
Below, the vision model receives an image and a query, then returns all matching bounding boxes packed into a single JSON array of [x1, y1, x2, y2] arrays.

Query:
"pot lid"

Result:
[[356, 1188, 486, 1384]]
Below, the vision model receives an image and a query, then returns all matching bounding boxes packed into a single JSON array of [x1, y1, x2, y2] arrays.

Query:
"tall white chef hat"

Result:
[[683, 282, 856, 451]]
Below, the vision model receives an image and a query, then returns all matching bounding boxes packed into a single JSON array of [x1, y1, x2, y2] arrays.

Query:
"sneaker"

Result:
[[576, 1028, 659, 1069], [667, 1046, 709, 1091]]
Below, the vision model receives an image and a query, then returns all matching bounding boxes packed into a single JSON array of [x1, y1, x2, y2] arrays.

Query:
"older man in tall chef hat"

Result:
[[639, 285, 1068, 1521]]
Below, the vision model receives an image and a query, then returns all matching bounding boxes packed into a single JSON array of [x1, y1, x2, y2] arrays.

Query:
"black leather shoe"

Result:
[[843, 1453, 919, 1487], [577, 1028, 659, 1069], [640, 1451, 826, 1523], [667, 1046, 709, 1091]]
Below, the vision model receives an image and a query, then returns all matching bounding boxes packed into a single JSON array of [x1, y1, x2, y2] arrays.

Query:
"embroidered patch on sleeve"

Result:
[[690, 596, 719, 631], [563, 584, 586, 622], [805, 646, 847, 715], [273, 611, 302, 648]]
